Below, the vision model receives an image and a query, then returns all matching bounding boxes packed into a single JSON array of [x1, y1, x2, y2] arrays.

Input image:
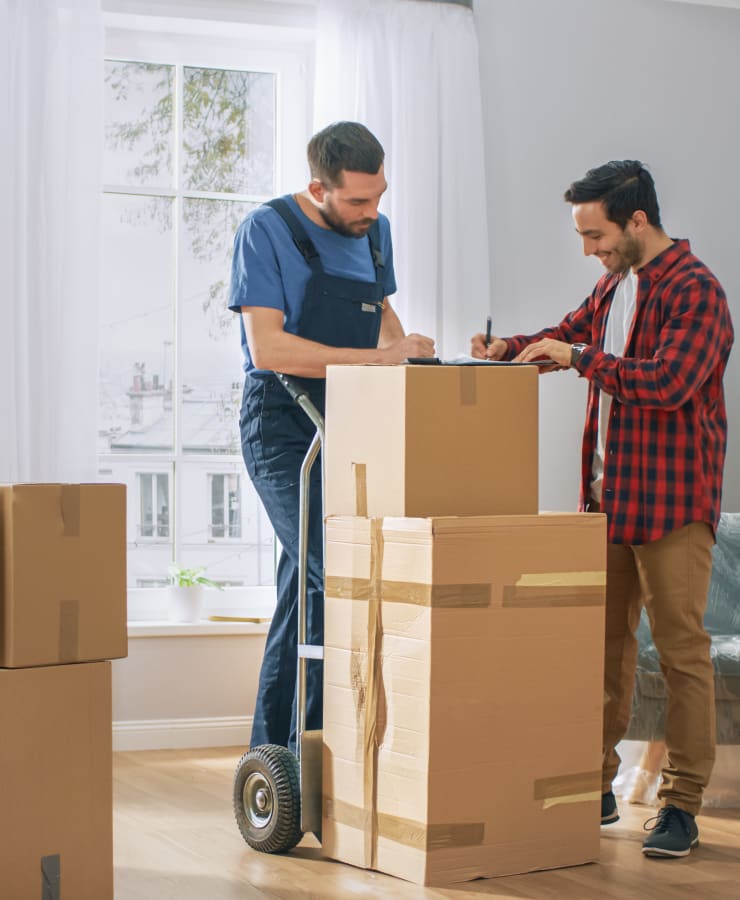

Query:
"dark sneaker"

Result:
[[642, 805, 699, 858], [601, 790, 620, 825]]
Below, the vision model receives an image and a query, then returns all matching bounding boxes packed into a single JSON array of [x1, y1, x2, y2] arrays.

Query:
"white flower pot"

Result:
[[167, 584, 205, 624]]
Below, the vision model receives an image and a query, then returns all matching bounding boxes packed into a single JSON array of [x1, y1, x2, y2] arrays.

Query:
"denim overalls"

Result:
[[241, 198, 386, 749]]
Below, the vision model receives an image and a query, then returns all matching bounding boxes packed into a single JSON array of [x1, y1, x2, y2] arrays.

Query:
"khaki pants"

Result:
[[593, 507, 716, 816]]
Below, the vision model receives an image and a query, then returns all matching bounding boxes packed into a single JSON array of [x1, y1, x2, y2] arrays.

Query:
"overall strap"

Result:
[[367, 220, 385, 284], [267, 196, 385, 285], [265, 198, 324, 273]]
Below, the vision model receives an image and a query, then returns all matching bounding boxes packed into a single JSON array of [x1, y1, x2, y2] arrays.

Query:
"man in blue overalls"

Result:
[[229, 121, 435, 750]]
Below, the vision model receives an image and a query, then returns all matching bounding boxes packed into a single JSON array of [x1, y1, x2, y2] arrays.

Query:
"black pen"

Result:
[[485, 315, 492, 348]]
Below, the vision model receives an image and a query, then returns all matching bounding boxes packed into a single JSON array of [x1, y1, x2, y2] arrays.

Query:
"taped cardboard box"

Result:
[[322, 513, 606, 886], [324, 365, 538, 518], [0, 483, 127, 667], [0, 661, 113, 900]]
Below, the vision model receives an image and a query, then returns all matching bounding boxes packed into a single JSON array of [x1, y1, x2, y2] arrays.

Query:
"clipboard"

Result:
[[405, 357, 558, 367]]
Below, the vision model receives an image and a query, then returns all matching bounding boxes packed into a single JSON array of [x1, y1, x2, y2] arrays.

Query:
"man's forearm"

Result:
[[378, 299, 405, 348], [245, 326, 388, 378], [242, 304, 434, 377]]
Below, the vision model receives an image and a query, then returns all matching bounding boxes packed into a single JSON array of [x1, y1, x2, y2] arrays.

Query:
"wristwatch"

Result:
[[570, 343, 588, 367]]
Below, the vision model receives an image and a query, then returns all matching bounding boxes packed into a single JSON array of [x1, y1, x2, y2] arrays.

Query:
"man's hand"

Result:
[[470, 332, 508, 360], [514, 338, 571, 369], [381, 333, 436, 364]]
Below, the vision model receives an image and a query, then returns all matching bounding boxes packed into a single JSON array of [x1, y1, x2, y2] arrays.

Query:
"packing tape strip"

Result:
[[501, 585, 604, 608], [363, 519, 384, 868], [352, 463, 368, 518], [503, 570, 606, 609], [387, 581, 490, 608], [59, 600, 80, 662], [459, 367, 477, 406], [328, 580, 602, 609], [326, 571, 605, 609], [327, 575, 371, 601], [325, 576, 491, 609], [533, 771, 601, 811], [541, 791, 602, 811], [40, 854, 61, 900], [325, 797, 485, 852], [60, 485, 81, 537], [517, 571, 607, 587]]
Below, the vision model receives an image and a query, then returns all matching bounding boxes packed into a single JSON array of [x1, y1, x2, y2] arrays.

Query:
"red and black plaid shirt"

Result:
[[505, 239, 734, 545]]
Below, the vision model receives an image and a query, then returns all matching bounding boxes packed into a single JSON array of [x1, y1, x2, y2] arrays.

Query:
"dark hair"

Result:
[[307, 121, 385, 188], [564, 160, 662, 229]]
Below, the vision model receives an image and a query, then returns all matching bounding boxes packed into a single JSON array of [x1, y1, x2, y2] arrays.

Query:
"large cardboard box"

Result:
[[322, 513, 607, 886], [0, 483, 127, 667], [0, 661, 113, 900], [324, 365, 539, 518]]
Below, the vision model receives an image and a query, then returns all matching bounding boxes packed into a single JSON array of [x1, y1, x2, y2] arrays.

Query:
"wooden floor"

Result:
[[114, 747, 740, 899]]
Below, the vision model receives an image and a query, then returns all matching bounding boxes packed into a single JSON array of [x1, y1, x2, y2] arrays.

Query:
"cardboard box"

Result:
[[322, 513, 607, 886], [0, 661, 113, 900], [0, 483, 127, 667], [324, 365, 538, 518]]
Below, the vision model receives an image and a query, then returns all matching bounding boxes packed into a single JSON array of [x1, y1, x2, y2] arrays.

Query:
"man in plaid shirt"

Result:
[[471, 160, 734, 859]]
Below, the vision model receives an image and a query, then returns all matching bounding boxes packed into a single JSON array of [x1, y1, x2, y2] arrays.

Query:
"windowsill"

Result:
[[128, 619, 271, 637], [126, 585, 276, 634]]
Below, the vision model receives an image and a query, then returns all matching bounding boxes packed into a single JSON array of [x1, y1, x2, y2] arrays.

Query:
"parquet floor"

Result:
[[113, 747, 740, 899]]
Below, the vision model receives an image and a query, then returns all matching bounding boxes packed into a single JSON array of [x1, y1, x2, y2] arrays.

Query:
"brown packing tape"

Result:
[[516, 571, 606, 587], [458, 366, 477, 405], [325, 795, 370, 832], [501, 585, 604, 609], [325, 576, 490, 609], [325, 796, 485, 852], [534, 771, 601, 810], [363, 519, 384, 868], [387, 581, 491, 608], [60, 485, 81, 537], [41, 854, 61, 900], [326, 575, 371, 602], [382, 815, 485, 852], [59, 600, 80, 662], [353, 462, 368, 517], [326, 573, 604, 610], [502, 570, 606, 609]]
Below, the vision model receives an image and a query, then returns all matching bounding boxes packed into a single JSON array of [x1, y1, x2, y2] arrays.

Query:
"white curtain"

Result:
[[314, 0, 489, 358], [0, 0, 103, 483]]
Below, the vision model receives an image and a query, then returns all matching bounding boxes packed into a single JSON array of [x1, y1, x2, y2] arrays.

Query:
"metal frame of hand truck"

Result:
[[232, 373, 325, 853]]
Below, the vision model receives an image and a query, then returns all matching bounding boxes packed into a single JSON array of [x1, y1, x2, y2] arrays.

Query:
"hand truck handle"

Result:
[[274, 372, 325, 438]]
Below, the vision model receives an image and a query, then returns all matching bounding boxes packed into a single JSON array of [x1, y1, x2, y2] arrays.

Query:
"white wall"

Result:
[[474, 0, 740, 513], [112, 629, 266, 749]]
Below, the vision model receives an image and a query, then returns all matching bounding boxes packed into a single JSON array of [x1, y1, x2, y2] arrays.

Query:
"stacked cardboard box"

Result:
[[323, 364, 539, 518], [321, 366, 607, 886], [0, 484, 127, 900]]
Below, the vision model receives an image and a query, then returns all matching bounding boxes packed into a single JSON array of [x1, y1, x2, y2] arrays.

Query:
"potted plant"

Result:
[[167, 564, 222, 624]]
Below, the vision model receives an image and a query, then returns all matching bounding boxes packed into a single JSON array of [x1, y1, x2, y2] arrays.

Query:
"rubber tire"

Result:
[[233, 744, 303, 853]]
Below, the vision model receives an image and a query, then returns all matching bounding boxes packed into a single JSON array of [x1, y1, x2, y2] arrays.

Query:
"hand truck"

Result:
[[232, 373, 325, 853]]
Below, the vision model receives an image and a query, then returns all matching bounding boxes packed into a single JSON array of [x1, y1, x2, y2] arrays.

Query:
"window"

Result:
[[138, 472, 170, 538], [99, 19, 312, 599], [209, 473, 242, 539]]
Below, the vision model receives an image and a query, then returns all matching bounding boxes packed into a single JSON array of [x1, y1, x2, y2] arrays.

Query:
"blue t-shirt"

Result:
[[228, 194, 397, 374]]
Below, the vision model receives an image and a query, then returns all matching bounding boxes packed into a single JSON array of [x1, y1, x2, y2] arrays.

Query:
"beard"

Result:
[[604, 231, 643, 274], [318, 199, 374, 239]]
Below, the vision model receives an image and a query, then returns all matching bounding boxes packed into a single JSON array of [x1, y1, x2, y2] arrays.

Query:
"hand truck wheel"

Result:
[[233, 744, 303, 853]]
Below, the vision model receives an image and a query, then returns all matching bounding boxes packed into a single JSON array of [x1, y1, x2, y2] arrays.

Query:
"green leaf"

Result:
[[168, 563, 224, 589]]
